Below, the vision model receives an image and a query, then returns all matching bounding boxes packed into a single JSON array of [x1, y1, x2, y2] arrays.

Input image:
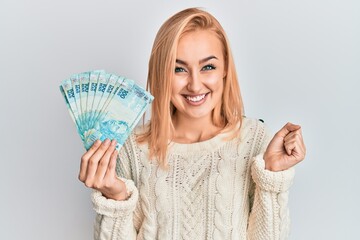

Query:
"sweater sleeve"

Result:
[[247, 122, 295, 240], [91, 134, 140, 240]]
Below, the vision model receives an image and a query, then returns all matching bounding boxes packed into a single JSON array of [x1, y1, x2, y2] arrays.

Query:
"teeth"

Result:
[[186, 94, 206, 102]]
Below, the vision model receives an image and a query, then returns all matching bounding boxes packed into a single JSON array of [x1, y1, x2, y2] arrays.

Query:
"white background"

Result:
[[1, 0, 359, 239]]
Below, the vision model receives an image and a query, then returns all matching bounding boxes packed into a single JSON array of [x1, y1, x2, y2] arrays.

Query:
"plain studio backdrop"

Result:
[[1, 0, 359, 239]]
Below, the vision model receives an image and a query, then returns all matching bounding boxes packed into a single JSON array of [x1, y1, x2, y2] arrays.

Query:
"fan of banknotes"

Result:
[[59, 70, 153, 150]]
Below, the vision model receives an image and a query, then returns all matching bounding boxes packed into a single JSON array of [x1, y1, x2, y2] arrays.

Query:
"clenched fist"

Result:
[[264, 122, 306, 172]]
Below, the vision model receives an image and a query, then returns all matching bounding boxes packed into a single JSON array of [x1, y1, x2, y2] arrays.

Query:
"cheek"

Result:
[[205, 72, 224, 90], [170, 79, 184, 106], [172, 76, 188, 93]]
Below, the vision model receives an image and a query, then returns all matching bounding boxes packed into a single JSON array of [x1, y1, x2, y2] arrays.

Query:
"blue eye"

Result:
[[202, 64, 216, 71], [175, 67, 186, 73]]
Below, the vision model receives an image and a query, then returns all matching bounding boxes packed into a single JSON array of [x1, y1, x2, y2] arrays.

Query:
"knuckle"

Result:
[[104, 180, 113, 189], [84, 180, 92, 188], [98, 159, 108, 168], [93, 182, 100, 189], [81, 155, 88, 163], [88, 157, 98, 166], [78, 174, 84, 182]]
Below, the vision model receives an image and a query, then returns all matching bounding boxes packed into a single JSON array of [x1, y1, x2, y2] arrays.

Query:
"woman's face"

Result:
[[171, 30, 225, 122]]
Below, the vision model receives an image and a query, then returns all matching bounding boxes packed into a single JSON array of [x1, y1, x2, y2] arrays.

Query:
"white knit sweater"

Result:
[[91, 118, 295, 240]]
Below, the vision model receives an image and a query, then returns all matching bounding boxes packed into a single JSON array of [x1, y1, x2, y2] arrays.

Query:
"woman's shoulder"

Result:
[[240, 116, 273, 154], [240, 116, 268, 136], [239, 116, 271, 145]]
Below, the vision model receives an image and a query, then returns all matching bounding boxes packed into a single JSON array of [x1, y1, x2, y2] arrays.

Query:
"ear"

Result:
[[223, 70, 227, 79], [223, 74, 227, 82]]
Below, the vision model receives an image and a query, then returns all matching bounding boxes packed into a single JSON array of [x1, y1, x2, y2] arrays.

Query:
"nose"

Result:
[[187, 71, 202, 92]]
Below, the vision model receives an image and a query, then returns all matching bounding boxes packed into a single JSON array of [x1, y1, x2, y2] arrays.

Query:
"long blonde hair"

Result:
[[137, 8, 244, 168]]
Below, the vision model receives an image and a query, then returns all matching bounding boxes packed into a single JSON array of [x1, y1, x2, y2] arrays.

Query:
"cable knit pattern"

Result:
[[92, 117, 295, 240], [251, 155, 295, 193], [92, 178, 138, 240], [92, 178, 138, 218]]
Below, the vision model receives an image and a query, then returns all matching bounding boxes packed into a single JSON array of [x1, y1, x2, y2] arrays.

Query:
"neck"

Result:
[[171, 113, 223, 143]]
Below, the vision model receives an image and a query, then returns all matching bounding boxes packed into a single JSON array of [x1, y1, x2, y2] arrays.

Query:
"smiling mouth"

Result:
[[182, 93, 209, 102]]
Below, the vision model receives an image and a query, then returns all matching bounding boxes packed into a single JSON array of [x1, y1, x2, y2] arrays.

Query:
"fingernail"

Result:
[[104, 139, 110, 146], [111, 139, 116, 146]]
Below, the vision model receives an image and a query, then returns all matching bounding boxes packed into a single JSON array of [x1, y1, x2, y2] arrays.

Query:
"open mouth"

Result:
[[182, 92, 210, 103]]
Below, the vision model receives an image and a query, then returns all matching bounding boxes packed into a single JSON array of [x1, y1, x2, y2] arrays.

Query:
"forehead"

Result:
[[177, 30, 224, 60]]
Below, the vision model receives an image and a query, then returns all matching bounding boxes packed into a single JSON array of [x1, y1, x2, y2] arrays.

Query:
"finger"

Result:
[[284, 129, 302, 143], [85, 139, 111, 186], [283, 138, 299, 156], [284, 140, 305, 161], [284, 130, 306, 156], [276, 122, 301, 138], [79, 140, 101, 182], [105, 149, 118, 181], [102, 149, 118, 190], [94, 140, 117, 182], [284, 141, 294, 155], [296, 140, 306, 158]]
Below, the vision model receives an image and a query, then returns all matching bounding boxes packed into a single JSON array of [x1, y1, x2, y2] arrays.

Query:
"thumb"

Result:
[[276, 122, 301, 138]]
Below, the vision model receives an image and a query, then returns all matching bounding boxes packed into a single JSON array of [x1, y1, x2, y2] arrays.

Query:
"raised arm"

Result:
[[247, 122, 305, 239], [79, 139, 140, 240]]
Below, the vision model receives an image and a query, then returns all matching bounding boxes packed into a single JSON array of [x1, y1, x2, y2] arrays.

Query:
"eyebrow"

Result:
[[176, 55, 218, 66]]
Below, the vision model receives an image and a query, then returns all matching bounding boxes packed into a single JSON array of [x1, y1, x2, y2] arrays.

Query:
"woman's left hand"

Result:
[[264, 122, 306, 172]]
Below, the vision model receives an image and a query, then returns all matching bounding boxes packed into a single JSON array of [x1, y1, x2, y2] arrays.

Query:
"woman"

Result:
[[79, 8, 306, 240]]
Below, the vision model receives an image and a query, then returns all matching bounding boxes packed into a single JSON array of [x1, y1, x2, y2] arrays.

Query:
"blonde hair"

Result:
[[137, 8, 244, 168]]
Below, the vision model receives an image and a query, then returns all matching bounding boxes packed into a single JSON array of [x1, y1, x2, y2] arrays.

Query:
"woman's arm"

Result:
[[247, 121, 305, 239], [247, 154, 295, 239], [92, 177, 139, 240], [89, 135, 142, 240]]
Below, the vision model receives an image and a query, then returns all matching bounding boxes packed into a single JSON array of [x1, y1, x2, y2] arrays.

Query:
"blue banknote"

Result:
[[60, 70, 153, 150]]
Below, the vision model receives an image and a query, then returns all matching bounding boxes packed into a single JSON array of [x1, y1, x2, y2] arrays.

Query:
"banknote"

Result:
[[70, 74, 83, 135], [60, 79, 82, 136], [59, 85, 75, 123], [60, 70, 153, 150], [91, 72, 110, 125]]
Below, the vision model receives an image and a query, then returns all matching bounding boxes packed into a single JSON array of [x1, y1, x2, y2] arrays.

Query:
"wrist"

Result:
[[106, 191, 129, 201], [265, 162, 280, 172], [263, 154, 281, 172], [103, 180, 130, 201]]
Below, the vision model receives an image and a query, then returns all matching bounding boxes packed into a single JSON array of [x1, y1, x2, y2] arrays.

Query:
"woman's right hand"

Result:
[[78, 139, 128, 201]]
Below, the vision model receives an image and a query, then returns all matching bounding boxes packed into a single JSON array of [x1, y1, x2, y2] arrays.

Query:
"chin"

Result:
[[186, 110, 213, 120]]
